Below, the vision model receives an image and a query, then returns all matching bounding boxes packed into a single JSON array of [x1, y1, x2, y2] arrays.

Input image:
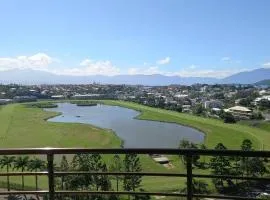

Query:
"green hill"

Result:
[[255, 79, 270, 86]]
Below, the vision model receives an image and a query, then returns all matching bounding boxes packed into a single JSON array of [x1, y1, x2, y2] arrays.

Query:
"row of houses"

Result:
[[0, 96, 37, 104]]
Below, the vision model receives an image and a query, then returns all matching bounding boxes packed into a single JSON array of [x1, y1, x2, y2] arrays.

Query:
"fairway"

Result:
[[0, 101, 269, 192], [0, 103, 121, 148]]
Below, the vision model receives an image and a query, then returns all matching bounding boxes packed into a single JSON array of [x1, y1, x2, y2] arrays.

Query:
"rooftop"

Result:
[[228, 106, 251, 112]]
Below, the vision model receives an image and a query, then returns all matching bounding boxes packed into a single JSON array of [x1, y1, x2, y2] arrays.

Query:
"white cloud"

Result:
[[262, 62, 270, 68], [128, 66, 160, 75], [127, 65, 245, 78], [79, 59, 92, 66], [221, 57, 231, 62], [54, 59, 120, 76], [188, 64, 198, 69], [0, 53, 248, 78], [0, 53, 53, 71], [156, 57, 170, 65]]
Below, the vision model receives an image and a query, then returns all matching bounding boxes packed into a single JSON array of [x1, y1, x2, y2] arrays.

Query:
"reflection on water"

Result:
[[45, 103, 204, 148]]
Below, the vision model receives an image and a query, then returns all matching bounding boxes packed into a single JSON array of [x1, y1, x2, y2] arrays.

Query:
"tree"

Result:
[[28, 157, 46, 190], [192, 104, 205, 116], [213, 92, 225, 100], [239, 98, 251, 107], [176, 105, 182, 112], [241, 139, 253, 151], [250, 112, 264, 120], [123, 154, 142, 200], [191, 179, 210, 194], [258, 99, 270, 110], [210, 143, 231, 189], [0, 156, 15, 191], [182, 179, 210, 199], [223, 112, 236, 123], [240, 139, 267, 177], [71, 153, 110, 192], [240, 139, 253, 176], [179, 139, 190, 149], [59, 155, 69, 190], [178, 139, 200, 166], [199, 144, 208, 168], [109, 155, 123, 191], [246, 157, 267, 177], [230, 155, 242, 184], [13, 156, 30, 190]]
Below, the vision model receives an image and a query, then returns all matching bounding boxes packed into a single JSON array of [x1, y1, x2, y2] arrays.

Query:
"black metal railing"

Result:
[[0, 148, 269, 200]]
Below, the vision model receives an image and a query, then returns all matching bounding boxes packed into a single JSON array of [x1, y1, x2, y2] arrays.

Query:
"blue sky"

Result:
[[0, 0, 270, 77]]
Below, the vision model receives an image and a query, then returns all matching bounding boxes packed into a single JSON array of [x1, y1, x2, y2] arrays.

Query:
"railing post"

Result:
[[47, 152, 55, 200], [186, 154, 193, 200]]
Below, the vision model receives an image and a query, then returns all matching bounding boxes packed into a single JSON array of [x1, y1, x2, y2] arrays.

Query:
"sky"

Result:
[[0, 0, 270, 78]]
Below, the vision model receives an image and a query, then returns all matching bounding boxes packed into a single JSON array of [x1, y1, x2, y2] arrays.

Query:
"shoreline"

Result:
[[41, 102, 206, 147], [40, 104, 125, 148], [32, 99, 264, 149]]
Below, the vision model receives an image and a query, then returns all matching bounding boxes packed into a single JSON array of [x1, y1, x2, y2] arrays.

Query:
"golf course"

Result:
[[0, 100, 269, 192]]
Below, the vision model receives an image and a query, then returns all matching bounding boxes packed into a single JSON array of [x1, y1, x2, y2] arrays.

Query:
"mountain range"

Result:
[[0, 68, 270, 85]]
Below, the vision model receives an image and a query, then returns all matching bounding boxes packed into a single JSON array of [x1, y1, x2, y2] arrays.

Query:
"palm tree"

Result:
[[13, 156, 30, 190], [27, 157, 46, 190], [0, 156, 15, 191]]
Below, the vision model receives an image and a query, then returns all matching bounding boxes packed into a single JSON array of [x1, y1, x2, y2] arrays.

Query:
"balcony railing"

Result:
[[0, 148, 269, 200]]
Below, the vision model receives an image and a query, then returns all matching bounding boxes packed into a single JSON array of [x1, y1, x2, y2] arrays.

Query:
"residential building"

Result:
[[224, 106, 252, 119], [13, 96, 37, 102], [0, 99, 12, 104]]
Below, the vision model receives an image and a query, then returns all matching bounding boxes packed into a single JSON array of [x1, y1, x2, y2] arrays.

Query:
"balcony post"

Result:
[[186, 154, 193, 200], [47, 153, 55, 200]]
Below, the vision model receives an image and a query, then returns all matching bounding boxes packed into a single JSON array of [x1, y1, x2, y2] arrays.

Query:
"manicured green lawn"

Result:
[[0, 100, 269, 192], [0, 103, 121, 148], [239, 120, 270, 132]]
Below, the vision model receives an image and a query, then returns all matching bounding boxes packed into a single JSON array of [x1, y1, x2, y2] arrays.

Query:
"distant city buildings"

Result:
[[0, 83, 269, 121]]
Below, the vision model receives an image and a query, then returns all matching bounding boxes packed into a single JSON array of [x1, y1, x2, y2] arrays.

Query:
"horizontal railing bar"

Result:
[[0, 191, 264, 200], [54, 172, 270, 181], [193, 174, 270, 181], [0, 172, 48, 176], [194, 194, 261, 200], [54, 172, 187, 177], [0, 171, 268, 182], [0, 148, 268, 157], [54, 191, 186, 197], [0, 191, 48, 195]]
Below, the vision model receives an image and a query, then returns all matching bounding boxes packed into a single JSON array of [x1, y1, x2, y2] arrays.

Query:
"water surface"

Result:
[[45, 103, 204, 148]]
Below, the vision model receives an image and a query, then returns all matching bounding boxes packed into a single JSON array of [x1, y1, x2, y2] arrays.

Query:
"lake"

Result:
[[45, 103, 204, 148]]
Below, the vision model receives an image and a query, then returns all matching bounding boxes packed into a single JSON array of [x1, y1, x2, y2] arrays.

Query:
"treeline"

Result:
[[1, 141, 269, 199], [0, 156, 45, 191], [0, 154, 148, 200], [179, 139, 269, 196], [70, 101, 98, 106], [27, 102, 58, 108], [53, 153, 147, 200]]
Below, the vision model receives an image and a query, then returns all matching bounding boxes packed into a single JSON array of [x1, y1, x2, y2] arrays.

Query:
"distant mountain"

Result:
[[0, 69, 218, 85], [255, 79, 270, 86], [102, 74, 218, 85], [221, 68, 270, 84], [0, 68, 270, 85]]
